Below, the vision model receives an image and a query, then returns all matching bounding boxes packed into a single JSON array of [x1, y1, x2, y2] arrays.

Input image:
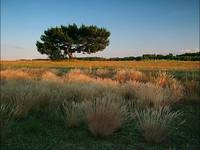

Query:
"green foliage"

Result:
[[36, 24, 110, 59]]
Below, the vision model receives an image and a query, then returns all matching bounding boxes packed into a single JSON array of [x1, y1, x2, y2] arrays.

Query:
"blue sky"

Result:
[[1, 0, 199, 60]]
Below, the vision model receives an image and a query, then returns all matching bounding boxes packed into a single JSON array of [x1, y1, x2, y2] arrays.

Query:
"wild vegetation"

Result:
[[0, 66, 200, 149]]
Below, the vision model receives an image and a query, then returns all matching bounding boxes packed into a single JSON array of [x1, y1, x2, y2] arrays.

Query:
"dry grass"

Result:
[[95, 69, 114, 78], [61, 101, 83, 128], [135, 106, 184, 143], [127, 81, 169, 107], [0, 78, 118, 119], [1, 80, 63, 118], [0, 69, 32, 80], [64, 69, 94, 83], [115, 70, 146, 83], [0, 100, 16, 143], [0, 68, 191, 142], [82, 94, 129, 137], [1, 60, 199, 70], [181, 80, 200, 102], [153, 72, 184, 103], [41, 71, 61, 82], [64, 69, 119, 87]]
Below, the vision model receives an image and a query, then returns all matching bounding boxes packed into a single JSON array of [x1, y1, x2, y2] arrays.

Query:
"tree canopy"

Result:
[[36, 24, 110, 59]]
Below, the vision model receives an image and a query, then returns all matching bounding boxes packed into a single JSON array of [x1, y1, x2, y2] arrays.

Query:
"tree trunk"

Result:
[[64, 48, 73, 59], [67, 52, 73, 59]]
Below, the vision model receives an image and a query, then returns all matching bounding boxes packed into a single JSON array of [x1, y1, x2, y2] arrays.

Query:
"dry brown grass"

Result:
[[1, 80, 63, 119], [82, 95, 129, 137], [64, 69, 94, 83], [183, 80, 200, 102], [41, 71, 61, 82], [126, 81, 169, 107], [1, 60, 199, 70], [135, 106, 184, 143], [0, 78, 119, 120], [64, 69, 119, 87], [95, 69, 114, 78], [153, 72, 184, 103], [115, 70, 146, 83], [61, 101, 83, 128], [0, 69, 32, 80]]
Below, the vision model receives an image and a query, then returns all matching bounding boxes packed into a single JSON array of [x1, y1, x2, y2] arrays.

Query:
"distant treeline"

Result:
[[76, 52, 200, 61], [31, 52, 200, 61]]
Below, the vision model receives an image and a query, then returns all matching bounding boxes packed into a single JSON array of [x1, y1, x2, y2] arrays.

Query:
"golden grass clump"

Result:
[[21, 68, 47, 80], [64, 69, 119, 87], [82, 95, 129, 137], [64, 69, 94, 83], [0, 69, 32, 80], [128, 81, 168, 107], [135, 106, 184, 143], [94, 77, 119, 87], [115, 69, 145, 83], [154, 72, 174, 87], [41, 71, 61, 82], [153, 72, 184, 102], [95, 69, 113, 78]]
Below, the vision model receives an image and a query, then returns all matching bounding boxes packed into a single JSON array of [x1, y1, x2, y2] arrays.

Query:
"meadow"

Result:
[[0, 60, 200, 150]]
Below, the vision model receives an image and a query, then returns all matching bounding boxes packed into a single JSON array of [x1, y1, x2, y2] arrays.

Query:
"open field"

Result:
[[1, 61, 200, 150], [1, 60, 200, 70]]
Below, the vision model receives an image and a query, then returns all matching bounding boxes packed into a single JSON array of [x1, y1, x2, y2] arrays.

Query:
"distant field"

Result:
[[1, 60, 200, 70]]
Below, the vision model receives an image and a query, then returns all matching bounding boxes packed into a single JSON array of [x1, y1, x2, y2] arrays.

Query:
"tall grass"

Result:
[[115, 70, 146, 83], [0, 68, 194, 142], [153, 72, 184, 103], [82, 94, 130, 137], [61, 101, 83, 128], [135, 106, 184, 143], [0, 100, 16, 143]]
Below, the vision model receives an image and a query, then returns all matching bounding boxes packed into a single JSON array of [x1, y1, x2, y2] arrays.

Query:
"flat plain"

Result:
[[1, 60, 200, 150]]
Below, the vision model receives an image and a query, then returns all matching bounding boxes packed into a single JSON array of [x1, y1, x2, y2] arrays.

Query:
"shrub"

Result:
[[135, 106, 184, 143], [82, 95, 129, 137]]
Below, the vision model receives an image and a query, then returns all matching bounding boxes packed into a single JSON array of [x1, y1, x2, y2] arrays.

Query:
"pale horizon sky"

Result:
[[1, 0, 199, 60]]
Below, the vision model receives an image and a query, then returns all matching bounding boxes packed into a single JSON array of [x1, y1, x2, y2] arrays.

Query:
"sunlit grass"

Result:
[[1, 60, 199, 70]]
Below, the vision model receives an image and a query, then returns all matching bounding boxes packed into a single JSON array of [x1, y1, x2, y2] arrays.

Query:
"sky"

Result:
[[1, 0, 199, 60]]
